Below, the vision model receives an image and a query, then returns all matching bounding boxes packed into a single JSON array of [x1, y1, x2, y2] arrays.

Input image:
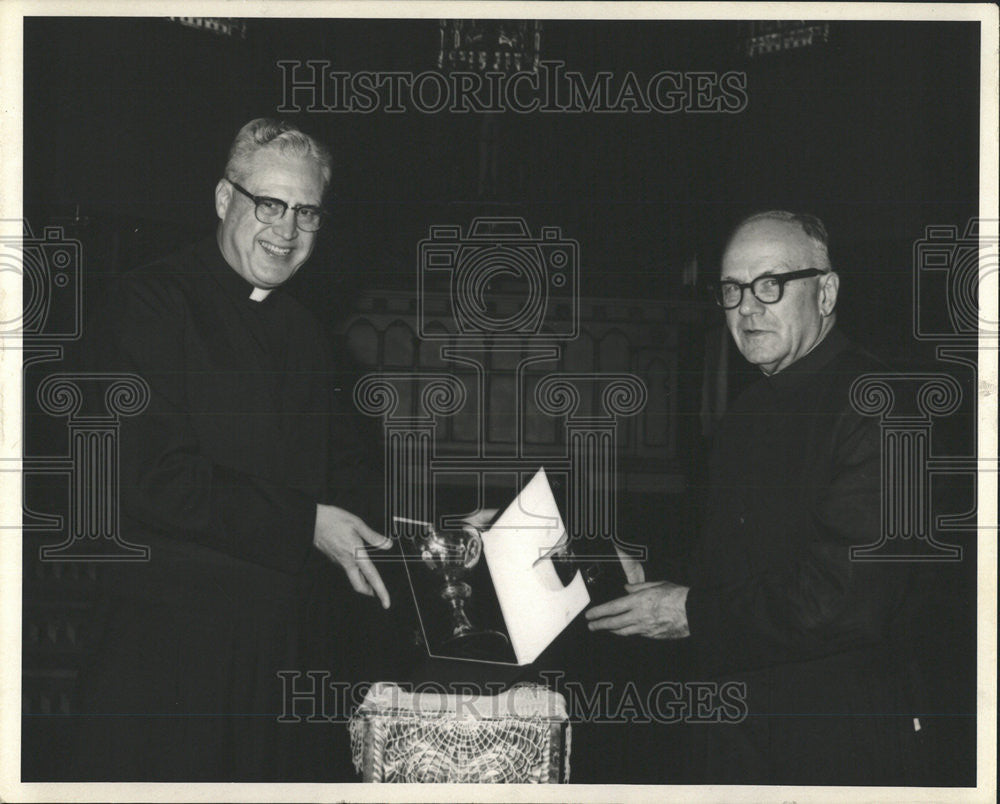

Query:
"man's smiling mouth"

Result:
[[258, 239, 292, 257]]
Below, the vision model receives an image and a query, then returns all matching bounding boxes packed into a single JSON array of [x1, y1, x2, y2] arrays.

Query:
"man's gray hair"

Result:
[[224, 118, 332, 189], [728, 210, 833, 271]]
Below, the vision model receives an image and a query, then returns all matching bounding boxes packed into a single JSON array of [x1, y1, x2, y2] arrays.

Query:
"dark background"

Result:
[[20, 17, 980, 785], [23, 17, 980, 362]]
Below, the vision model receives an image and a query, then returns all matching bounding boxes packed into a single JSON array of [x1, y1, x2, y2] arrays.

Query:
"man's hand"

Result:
[[313, 504, 392, 608], [585, 580, 690, 639]]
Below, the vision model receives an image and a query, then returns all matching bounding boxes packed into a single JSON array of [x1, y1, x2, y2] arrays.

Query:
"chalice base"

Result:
[[443, 627, 511, 660]]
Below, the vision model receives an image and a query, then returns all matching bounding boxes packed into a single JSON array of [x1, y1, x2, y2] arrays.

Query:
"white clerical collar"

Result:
[[249, 287, 273, 302]]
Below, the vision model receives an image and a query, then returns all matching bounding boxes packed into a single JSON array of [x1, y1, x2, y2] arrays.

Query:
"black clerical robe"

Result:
[[685, 328, 922, 785], [71, 238, 372, 781]]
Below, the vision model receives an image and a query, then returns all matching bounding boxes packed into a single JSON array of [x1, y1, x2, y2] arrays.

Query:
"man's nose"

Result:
[[272, 209, 299, 239], [738, 286, 764, 315]]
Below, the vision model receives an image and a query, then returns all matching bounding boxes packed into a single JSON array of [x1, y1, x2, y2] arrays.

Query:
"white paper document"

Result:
[[481, 468, 591, 665]]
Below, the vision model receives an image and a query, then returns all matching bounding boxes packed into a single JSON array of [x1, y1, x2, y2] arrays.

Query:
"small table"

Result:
[[349, 682, 570, 783]]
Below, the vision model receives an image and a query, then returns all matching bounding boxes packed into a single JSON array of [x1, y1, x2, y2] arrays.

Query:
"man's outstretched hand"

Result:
[[313, 504, 392, 608], [585, 580, 690, 639]]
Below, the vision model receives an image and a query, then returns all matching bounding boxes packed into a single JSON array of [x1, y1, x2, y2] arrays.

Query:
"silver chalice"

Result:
[[415, 524, 509, 654]]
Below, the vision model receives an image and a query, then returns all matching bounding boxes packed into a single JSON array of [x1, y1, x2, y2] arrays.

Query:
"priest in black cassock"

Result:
[[586, 211, 925, 785], [69, 118, 392, 781]]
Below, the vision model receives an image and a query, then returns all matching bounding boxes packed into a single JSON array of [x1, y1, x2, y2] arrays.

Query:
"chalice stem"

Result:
[[448, 598, 475, 636], [442, 581, 475, 638]]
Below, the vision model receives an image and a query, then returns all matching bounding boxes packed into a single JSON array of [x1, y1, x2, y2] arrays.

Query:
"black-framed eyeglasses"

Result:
[[227, 179, 326, 232], [713, 268, 828, 309]]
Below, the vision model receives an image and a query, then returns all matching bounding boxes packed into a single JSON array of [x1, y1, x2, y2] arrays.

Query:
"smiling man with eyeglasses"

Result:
[[215, 131, 328, 293], [587, 211, 925, 785], [70, 118, 391, 782]]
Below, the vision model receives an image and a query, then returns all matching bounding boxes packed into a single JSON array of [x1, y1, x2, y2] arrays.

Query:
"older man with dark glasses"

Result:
[[587, 211, 922, 785]]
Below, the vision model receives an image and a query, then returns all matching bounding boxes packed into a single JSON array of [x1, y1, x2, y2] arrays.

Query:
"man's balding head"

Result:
[[723, 211, 832, 273]]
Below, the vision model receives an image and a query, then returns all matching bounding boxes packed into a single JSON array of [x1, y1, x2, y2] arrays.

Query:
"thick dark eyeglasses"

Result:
[[714, 268, 827, 309], [227, 179, 326, 232]]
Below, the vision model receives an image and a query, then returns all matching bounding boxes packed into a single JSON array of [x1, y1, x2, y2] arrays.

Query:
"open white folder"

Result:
[[481, 468, 591, 665]]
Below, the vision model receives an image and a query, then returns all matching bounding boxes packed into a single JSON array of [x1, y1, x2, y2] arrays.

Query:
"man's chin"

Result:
[[740, 345, 781, 371], [250, 260, 301, 287]]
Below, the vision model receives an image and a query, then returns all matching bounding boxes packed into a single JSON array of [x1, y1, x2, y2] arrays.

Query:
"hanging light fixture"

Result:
[[437, 20, 542, 74]]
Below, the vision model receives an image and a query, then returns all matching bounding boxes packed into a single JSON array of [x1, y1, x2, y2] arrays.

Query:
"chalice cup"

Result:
[[416, 525, 509, 654]]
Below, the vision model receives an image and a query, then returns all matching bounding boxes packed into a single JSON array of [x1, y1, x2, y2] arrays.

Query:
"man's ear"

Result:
[[214, 179, 232, 221], [819, 271, 839, 317]]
